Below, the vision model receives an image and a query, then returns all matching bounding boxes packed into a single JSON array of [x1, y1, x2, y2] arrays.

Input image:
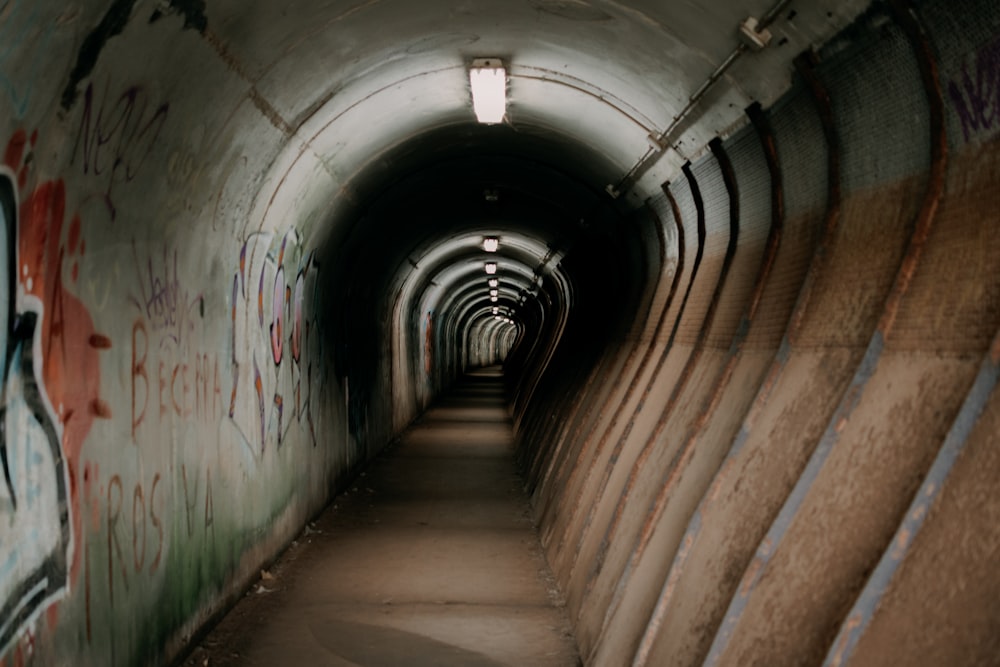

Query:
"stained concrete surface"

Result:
[[187, 367, 579, 667]]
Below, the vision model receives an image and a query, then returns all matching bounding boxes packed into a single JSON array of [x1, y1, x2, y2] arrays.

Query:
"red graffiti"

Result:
[[270, 265, 285, 364], [87, 468, 164, 612], [130, 244, 202, 349], [4, 131, 111, 600], [130, 319, 222, 443], [292, 270, 305, 364]]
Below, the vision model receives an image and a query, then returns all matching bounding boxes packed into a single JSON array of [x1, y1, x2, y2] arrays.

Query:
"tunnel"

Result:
[[1, 0, 999, 664]]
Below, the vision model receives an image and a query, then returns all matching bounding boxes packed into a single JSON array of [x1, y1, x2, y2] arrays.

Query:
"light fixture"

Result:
[[485, 261, 497, 275], [493, 307, 499, 314], [495, 316, 503, 321], [490, 289, 499, 297], [491, 296, 498, 302], [488, 278, 499, 288], [469, 59, 506, 124], [483, 236, 500, 253]]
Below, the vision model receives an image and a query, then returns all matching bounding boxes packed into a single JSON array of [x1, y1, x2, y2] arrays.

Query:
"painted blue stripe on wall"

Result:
[[823, 328, 1000, 666], [702, 330, 885, 666]]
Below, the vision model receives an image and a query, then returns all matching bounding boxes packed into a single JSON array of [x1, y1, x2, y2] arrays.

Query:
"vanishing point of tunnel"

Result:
[[1, 0, 999, 665]]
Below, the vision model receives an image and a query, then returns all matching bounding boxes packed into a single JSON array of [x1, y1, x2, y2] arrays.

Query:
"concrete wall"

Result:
[[0, 5, 368, 665], [519, 0, 1000, 664]]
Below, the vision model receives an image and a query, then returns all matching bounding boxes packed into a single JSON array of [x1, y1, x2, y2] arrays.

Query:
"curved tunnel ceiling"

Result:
[[31, 1, 879, 361], [219, 0, 872, 213], [170, 0, 877, 363]]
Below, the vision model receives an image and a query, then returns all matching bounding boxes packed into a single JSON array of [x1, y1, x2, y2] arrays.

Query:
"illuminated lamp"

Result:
[[469, 59, 506, 124]]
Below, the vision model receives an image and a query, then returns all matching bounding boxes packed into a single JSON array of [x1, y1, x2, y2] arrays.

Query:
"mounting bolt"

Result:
[[646, 133, 667, 151], [739, 16, 772, 50]]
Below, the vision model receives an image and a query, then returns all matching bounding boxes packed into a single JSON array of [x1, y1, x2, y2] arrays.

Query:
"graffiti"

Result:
[[82, 465, 158, 630], [270, 238, 288, 365], [948, 35, 1000, 142], [129, 243, 202, 349], [130, 319, 222, 444], [0, 131, 108, 654], [423, 311, 433, 376], [0, 297, 68, 651], [82, 467, 166, 613], [229, 231, 320, 457], [0, 0, 53, 118], [71, 81, 169, 221]]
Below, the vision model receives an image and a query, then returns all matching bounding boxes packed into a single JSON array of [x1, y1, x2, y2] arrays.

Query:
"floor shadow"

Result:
[[309, 617, 507, 667]]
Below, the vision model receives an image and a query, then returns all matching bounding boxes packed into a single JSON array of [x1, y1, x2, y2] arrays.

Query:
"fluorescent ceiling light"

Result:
[[470, 59, 506, 124], [483, 236, 500, 252], [485, 261, 497, 275]]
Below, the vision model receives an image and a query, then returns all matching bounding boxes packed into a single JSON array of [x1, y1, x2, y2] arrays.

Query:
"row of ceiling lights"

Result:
[[469, 61, 515, 328], [482, 236, 516, 324]]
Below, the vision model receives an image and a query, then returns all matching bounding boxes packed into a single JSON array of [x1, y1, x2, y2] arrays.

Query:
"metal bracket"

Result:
[[739, 16, 772, 50]]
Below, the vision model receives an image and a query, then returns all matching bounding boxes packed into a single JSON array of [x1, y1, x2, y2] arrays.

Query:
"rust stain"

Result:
[[204, 27, 254, 82], [891, 528, 911, 559], [248, 87, 293, 136], [878, 0, 948, 338], [741, 558, 763, 597], [708, 458, 733, 502], [787, 49, 842, 345], [990, 328, 1000, 364], [829, 612, 862, 667]]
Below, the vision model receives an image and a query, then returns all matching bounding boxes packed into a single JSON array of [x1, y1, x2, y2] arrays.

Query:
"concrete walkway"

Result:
[[189, 367, 579, 666]]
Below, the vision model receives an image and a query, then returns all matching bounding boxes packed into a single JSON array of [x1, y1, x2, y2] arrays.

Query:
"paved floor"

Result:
[[189, 367, 579, 666]]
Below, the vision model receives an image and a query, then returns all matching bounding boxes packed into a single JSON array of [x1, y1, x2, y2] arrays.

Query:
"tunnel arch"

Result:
[[0, 0, 998, 665]]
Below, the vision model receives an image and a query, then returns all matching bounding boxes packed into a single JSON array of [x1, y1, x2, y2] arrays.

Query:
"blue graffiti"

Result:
[[0, 175, 70, 654]]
